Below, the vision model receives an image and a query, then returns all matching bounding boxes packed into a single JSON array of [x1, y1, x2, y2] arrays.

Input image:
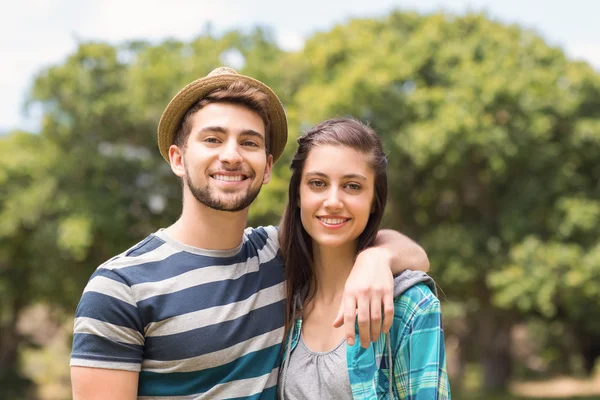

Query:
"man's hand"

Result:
[[333, 247, 395, 348], [332, 229, 429, 348]]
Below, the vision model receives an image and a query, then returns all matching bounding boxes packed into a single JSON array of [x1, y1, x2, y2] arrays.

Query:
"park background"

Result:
[[1, 0, 600, 399]]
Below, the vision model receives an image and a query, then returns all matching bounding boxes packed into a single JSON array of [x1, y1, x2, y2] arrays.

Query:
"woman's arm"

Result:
[[393, 289, 450, 399]]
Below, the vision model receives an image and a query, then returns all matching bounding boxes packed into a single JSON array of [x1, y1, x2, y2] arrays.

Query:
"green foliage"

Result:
[[277, 10, 600, 385], [0, 29, 288, 397], [2, 11, 600, 395]]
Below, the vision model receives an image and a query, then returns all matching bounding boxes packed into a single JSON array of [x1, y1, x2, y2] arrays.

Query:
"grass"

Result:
[[455, 394, 600, 400]]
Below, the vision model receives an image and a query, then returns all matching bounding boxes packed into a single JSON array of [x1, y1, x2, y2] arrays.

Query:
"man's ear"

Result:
[[169, 145, 186, 177], [262, 154, 274, 184]]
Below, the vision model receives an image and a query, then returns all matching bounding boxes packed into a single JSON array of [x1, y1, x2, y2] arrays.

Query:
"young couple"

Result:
[[70, 67, 450, 399]]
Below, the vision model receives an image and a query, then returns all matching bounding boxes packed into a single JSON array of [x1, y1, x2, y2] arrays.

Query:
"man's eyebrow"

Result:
[[304, 171, 368, 181], [197, 127, 264, 141], [239, 130, 265, 141], [198, 126, 227, 134]]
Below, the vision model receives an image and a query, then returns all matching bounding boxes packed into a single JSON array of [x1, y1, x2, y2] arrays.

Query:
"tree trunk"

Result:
[[574, 328, 600, 375], [481, 346, 512, 391], [477, 308, 513, 392], [448, 334, 467, 393], [0, 326, 19, 377], [0, 298, 32, 398]]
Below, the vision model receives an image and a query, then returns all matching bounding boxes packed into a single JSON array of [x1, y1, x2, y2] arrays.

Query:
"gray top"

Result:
[[281, 333, 353, 400], [279, 270, 436, 399]]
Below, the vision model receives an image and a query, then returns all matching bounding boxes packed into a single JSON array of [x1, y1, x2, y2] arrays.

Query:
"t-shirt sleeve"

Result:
[[70, 267, 145, 371], [244, 225, 280, 254], [265, 225, 283, 270], [265, 225, 279, 250], [244, 225, 283, 270]]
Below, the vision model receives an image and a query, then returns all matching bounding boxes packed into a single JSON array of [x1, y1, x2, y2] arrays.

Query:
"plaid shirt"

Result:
[[284, 282, 450, 399]]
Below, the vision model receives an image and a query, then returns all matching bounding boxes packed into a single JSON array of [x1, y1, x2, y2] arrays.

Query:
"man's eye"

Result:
[[205, 137, 219, 143], [242, 141, 259, 147]]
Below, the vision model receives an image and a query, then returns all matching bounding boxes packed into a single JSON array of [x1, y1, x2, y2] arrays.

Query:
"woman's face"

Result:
[[299, 144, 375, 250]]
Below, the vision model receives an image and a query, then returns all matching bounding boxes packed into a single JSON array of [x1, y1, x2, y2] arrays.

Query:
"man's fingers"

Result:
[[369, 296, 382, 341], [381, 293, 394, 334], [332, 302, 344, 328], [343, 297, 357, 346], [356, 296, 370, 348]]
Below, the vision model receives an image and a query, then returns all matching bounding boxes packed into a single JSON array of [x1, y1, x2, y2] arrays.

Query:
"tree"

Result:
[[280, 11, 600, 391], [0, 131, 63, 395], [1, 29, 289, 397], [5, 12, 600, 396]]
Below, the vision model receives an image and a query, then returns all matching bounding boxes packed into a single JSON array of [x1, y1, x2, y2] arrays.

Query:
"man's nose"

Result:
[[219, 140, 243, 165]]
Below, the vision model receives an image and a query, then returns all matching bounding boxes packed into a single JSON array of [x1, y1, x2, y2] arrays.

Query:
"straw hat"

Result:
[[157, 67, 288, 163]]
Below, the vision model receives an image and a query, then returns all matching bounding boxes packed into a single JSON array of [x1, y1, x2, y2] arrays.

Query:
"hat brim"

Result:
[[157, 72, 288, 164]]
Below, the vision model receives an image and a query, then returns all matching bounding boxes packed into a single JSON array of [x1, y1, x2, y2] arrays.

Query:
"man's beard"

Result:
[[184, 169, 263, 212]]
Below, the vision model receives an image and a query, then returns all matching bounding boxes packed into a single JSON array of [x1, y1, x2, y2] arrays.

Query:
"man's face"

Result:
[[171, 102, 273, 212]]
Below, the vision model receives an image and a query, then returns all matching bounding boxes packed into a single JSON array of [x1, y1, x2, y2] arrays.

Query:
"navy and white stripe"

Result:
[[71, 226, 286, 399]]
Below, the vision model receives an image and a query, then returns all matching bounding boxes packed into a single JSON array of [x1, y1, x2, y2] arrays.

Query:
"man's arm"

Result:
[[72, 368, 138, 400], [334, 229, 429, 347], [370, 229, 429, 274], [71, 268, 145, 399]]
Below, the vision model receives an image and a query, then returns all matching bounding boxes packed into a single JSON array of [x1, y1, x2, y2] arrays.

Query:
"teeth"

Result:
[[320, 218, 348, 225], [214, 175, 244, 182]]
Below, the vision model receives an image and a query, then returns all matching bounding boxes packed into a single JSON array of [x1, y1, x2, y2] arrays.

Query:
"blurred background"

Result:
[[2, 0, 600, 399]]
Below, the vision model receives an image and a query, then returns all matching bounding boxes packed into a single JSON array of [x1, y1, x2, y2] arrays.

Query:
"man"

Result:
[[70, 67, 429, 399]]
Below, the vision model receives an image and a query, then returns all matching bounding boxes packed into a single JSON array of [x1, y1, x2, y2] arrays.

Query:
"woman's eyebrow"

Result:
[[304, 171, 367, 181]]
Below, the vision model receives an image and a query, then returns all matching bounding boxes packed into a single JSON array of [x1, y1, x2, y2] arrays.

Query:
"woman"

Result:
[[278, 118, 450, 399]]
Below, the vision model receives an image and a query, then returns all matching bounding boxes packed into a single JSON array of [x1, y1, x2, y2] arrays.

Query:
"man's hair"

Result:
[[173, 81, 272, 153]]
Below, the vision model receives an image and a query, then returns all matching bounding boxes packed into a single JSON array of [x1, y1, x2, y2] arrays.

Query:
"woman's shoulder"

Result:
[[392, 270, 438, 307], [395, 280, 437, 301], [393, 281, 440, 323]]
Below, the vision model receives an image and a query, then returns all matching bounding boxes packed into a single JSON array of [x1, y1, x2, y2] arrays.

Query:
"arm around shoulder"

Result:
[[372, 229, 430, 274]]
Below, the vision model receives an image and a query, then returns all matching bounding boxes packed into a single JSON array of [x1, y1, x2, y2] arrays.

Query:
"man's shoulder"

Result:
[[243, 224, 278, 236], [93, 231, 172, 280], [243, 225, 279, 247]]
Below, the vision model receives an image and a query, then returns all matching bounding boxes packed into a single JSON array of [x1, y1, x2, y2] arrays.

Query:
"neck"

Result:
[[165, 190, 249, 250], [311, 241, 357, 303]]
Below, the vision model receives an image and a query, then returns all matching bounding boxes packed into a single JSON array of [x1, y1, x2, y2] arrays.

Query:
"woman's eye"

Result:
[[309, 180, 325, 188], [346, 183, 362, 191]]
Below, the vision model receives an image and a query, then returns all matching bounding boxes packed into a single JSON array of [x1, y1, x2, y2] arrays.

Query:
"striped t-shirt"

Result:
[[70, 226, 285, 399]]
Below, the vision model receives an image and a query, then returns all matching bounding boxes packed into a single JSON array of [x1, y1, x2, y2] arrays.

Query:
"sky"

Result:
[[2, 0, 598, 133]]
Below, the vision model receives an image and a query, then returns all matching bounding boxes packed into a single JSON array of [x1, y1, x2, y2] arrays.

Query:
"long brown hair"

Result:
[[279, 117, 388, 336]]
